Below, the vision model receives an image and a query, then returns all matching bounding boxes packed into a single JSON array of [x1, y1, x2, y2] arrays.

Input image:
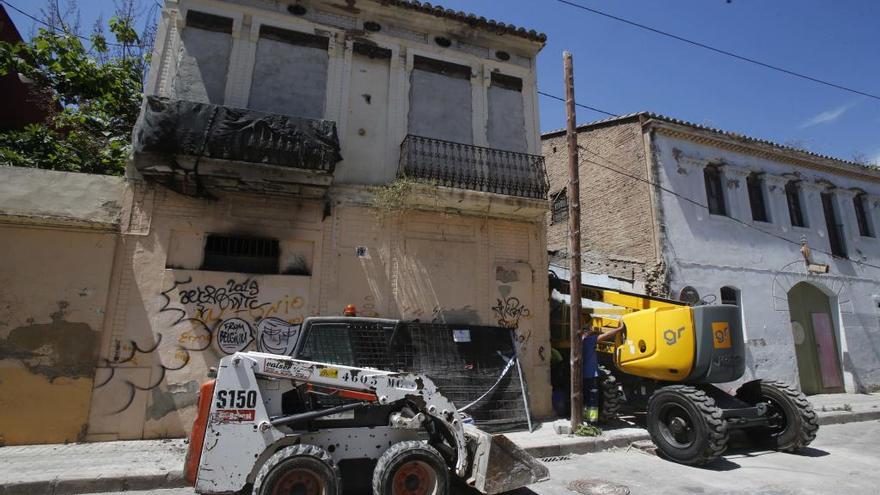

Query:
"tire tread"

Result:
[[647, 385, 729, 465], [253, 444, 340, 495]]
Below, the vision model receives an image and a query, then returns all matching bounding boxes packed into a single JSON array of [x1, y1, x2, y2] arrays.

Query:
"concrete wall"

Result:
[[0, 168, 124, 445], [408, 67, 473, 144], [651, 130, 880, 392], [85, 184, 551, 441], [174, 24, 231, 104], [542, 121, 660, 291], [248, 35, 328, 119], [487, 83, 527, 153]]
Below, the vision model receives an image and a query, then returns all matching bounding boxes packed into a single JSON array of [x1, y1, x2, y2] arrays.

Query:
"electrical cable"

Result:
[[553, 0, 880, 101], [1, 0, 125, 47], [537, 90, 619, 118], [573, 143, 880, 272]]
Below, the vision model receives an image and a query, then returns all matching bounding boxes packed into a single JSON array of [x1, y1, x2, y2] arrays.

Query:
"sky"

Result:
[[5, 0, 879, 164]]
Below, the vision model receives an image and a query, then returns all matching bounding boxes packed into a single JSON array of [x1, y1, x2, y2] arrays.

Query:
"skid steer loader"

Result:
[[184, 348, 548, 494], [575, 284, 819, 465]]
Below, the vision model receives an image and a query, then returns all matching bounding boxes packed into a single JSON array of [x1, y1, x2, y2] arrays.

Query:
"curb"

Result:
[[0, 471, 186, 495], [817, 409, 880, 426]]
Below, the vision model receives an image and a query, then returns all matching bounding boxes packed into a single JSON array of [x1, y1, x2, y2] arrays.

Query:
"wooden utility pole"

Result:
[[564, 51, 583, 430]]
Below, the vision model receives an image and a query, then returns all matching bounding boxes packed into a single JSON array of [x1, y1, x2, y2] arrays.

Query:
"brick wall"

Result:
[[542, 120, 658, 287]]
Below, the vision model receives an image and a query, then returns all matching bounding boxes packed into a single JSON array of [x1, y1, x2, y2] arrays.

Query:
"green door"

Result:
[[786, 282, 844, 394]]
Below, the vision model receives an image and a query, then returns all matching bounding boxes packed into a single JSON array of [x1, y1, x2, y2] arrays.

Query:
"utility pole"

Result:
[[564, 51, 583, 430]]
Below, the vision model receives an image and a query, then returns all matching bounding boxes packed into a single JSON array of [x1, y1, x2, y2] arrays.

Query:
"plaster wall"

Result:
[[248, 36, 328, 119], [652, 132, 880, 392], [85, 185, 551, 441], [173, 25, 231, 104]]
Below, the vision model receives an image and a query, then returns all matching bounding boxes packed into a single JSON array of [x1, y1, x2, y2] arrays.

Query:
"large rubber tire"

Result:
[[736, 380, 819, 452], [372, 441, 449, 495], [254, 444, 341, 495], [598, 366, 624, 423], [646, 385, 729, 465]]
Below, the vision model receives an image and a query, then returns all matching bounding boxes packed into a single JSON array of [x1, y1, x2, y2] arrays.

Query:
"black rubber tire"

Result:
[[646, 385, 729, 466], [598, 366, 624, 423], [254, 444, 340, 495], [736, 380, 819, 452], [372, 441, 449, 495]]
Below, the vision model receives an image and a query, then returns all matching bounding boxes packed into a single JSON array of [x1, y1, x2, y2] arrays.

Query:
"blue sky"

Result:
[[6, 0, 879, 163]]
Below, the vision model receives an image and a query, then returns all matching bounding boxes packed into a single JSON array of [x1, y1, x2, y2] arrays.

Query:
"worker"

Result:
[[582, 322, 626, 423]]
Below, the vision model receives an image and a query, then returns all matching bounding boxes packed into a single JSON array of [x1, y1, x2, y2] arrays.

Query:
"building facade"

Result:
[[0, 0, 552, 445], [543, 113, 880, 395]]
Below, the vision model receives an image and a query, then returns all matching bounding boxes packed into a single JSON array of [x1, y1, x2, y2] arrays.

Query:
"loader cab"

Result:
[[292, 316, 408, 371]]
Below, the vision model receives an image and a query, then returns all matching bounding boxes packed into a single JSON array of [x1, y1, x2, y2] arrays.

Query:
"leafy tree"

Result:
[[0, 1, 156, 175]]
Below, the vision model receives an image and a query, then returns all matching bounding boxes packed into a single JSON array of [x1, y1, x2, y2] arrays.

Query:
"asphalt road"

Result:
[[81, 420, 880, 495]]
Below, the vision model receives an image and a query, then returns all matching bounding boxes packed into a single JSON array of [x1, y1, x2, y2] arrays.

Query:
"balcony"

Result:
[[398, 135, 548, 200], [131, 97, 342, 196]]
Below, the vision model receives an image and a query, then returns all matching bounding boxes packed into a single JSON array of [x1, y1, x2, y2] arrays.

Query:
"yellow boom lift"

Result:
[[572, 284, 818, 465]]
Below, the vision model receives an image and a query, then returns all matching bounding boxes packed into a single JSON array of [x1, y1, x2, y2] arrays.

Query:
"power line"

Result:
[[553, 0, 880, 102], [574, 143, 880, 272], [537, 90, 619, 117], [1, 0, 125, 47]]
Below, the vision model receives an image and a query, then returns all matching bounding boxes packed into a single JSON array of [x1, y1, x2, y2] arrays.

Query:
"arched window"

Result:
[[720, 286, 739, 306]]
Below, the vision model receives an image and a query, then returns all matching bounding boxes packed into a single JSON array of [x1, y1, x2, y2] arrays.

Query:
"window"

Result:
[[854, 194, 874, 237], [487, 72, 527, 153], [785, 181, 807, 228], [703, 165, 726, 216], [551, 190, 568, 224], [720, 286, 739, 306], [408, 56, 473, 144], [202, 235, 280, 274], [821, 193, 847, 257], [747, 173, 769, 222]]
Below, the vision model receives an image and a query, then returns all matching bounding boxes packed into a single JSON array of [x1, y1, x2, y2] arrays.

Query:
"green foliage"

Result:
[[574, 423, 603, 437], [0, 9, 151, 176]]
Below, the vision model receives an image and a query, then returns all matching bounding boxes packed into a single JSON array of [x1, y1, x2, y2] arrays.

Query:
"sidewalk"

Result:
[[1, 393, 877, 494]]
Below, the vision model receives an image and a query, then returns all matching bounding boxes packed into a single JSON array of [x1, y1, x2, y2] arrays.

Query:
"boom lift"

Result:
[[185, 350, 548, 494], [577, 284, 818, 465]]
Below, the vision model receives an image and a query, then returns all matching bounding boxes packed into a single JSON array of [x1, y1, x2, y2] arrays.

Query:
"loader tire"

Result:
[[599, 366, 624, 423], [372, 441, 449, 495], [737, 380, 819, 452], [646, 385, 729, 466], [254, 444, 340, 495]]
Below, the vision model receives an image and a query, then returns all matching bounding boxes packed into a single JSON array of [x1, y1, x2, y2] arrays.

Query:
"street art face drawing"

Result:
[[256, 317, 301, 355]]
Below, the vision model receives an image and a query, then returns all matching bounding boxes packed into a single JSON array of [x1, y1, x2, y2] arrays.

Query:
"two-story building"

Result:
[[75, 0, 551, 441], [543, 112, 880, 396]]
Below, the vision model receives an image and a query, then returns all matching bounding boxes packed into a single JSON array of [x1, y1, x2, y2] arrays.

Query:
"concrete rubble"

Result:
[[0, 393, 877, 495]]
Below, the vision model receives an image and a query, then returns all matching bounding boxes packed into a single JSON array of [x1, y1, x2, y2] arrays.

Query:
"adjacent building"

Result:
[[544, 113, 880, 395]]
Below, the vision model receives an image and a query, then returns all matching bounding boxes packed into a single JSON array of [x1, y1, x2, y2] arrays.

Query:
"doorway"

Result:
[[786, 282, 845, 394]]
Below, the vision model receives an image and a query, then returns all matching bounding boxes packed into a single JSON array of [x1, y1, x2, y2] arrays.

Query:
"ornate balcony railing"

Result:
[[398, 135, 549, 200]]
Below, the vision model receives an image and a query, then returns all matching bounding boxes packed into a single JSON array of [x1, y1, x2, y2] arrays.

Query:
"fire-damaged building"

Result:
[[0, 0, 552, 445]]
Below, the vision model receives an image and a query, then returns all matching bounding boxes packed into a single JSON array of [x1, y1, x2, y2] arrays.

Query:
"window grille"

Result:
[[202, 235, 279, 274], [551, 190, 569, 224]]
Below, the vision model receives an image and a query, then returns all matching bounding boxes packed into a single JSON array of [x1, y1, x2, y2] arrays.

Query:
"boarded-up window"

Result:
[[854, 194, 873, 237], [175, 10, 233, 104], [487, 72, 527, 153], [202, 235, 279, 274], [551, 189, 568, 224], [408, 56, 473, 144], [747, 173, 768, 222], [248, 26, 329, 119], [703, 165, 726, 216], [786, 181, 807, 228]]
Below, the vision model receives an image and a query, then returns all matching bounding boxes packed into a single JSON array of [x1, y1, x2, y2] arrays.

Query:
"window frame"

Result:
[[785, 181, 807, 228], [821, 192, 847, 258], [703, 164, 727, 216], [201, 234, 280, 274], [854, 194, 874, 238], [746, 173, 769, 223], [551, 189, 569, 225]]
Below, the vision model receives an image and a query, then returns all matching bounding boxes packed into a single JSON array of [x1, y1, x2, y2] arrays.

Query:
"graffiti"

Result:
[[256, 317, 300, 355], [178, 278, 264, 311], [492, 297, 531, 329], [216, 318, 254, 354]]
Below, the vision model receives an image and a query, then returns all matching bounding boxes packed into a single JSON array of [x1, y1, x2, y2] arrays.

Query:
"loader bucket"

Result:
[[464, 425, 549, 494]]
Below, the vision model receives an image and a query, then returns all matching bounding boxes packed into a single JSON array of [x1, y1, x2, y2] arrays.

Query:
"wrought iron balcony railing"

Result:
[[399, 135, 549, 200]]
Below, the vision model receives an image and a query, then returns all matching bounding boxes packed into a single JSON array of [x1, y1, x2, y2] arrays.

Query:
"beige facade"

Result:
[[1, 0, 551, 445]]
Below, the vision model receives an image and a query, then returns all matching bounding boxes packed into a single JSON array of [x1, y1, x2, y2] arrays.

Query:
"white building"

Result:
[[543, 113, 880, 395]]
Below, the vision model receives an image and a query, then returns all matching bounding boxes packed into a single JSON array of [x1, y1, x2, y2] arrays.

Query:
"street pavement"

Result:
[[74, 420, 880, 495]]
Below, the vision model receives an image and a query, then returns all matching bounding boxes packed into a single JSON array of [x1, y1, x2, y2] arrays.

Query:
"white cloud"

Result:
[[799, 105, 851, 128]]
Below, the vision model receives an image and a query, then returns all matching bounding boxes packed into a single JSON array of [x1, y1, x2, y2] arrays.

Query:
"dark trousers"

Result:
[[583, 377, 599, 409]]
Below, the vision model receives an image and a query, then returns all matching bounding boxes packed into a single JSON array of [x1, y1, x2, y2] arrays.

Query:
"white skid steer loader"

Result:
[[184, 351, 548, 494]]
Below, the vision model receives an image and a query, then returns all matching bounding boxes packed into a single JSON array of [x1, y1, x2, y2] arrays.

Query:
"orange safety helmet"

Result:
[[343, 304, 357, 316]]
